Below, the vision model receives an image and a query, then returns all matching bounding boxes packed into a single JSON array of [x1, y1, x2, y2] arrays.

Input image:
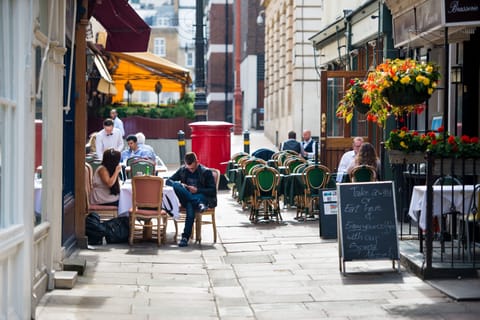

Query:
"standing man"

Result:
[[95, 118, 124, 160], [301, 130, 317, 160], [336, 136, 364, 182], [166, 152, 217, 247], [110, 109, 125, 137], [280, 130, 305, 156]]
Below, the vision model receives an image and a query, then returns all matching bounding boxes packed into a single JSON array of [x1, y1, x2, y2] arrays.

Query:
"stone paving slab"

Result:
[[35, 130, 480, 319]]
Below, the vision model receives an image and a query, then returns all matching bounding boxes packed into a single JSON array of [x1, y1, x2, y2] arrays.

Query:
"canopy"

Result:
[[88, 0, 151, 52], [108, 52, 192, 102]]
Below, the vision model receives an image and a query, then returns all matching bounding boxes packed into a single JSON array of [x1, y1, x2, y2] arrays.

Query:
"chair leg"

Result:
[[212, 213, 217, 243]]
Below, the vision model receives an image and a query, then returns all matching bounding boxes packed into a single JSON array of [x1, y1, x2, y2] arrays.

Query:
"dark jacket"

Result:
[[167, 164, 217, 208], [281, 139, 302, 154]]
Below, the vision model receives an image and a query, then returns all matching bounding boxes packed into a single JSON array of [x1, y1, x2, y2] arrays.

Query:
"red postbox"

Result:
[[189, 121, 233, 173]]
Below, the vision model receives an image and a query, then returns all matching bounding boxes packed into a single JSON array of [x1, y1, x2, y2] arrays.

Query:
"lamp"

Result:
[[125, 80, 134, 106], [256, 10, 265, 26], [451, 65, 462, 84], [154, 81, 162, 107]]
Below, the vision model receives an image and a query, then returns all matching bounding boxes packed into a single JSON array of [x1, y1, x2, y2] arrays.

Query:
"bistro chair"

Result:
[[283, 156, 307, 174], [172, 168, 221, 244], [84, 162, 118, 220], [297, 164, 330, 221], [129, 175, 168, 246], [349, 165, 377, 182], [250, 166, 282, 223], [130, 158, 155, 177]]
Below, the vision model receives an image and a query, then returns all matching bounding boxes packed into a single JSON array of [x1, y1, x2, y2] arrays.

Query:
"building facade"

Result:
[[262, 0, 324, 145]]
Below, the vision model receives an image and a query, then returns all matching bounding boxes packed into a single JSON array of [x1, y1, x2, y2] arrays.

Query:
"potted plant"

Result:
[[337, 59, 441, 127], [385, 126, 434, 164], [336, 78, 370, 123]]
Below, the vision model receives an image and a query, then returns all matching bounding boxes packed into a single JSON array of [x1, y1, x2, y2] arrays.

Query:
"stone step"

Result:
[[54, 271, 77, 289]]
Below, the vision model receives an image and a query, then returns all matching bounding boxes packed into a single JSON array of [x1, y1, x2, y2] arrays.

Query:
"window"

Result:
[[154, 38, 166, 57], [185, 51, 194, 67]]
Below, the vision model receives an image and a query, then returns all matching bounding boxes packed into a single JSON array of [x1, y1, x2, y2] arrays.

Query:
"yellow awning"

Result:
[[108, 52, 192, 102], [94, 54, 118, 95]]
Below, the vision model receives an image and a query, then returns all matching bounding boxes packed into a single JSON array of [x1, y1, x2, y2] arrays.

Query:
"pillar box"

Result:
[[189, 121, 233, 173]]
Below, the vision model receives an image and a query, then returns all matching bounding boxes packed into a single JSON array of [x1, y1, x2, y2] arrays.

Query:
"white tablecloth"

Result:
[[118, 180, 180, 220], [408, 184, 476, 230]]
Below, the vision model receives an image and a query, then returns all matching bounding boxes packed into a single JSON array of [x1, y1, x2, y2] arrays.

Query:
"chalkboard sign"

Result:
[[337, 181, 399, 272], [319, 188, 338, 239]]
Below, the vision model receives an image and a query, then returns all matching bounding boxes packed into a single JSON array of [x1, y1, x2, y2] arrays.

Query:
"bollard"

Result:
[[243, 130, 250, 154], [177, 130, 186, 165], [275, 130, 279, 149]]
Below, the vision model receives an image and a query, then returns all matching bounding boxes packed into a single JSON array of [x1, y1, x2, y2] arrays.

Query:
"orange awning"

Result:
[[108, 52, 192, 102]]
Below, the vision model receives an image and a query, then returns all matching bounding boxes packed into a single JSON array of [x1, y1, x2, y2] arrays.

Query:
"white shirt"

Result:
[[337, 150, 356, 182], [95, 128, 124, 159], [113, 117, 125, 137], [302, 139, 317, 160]]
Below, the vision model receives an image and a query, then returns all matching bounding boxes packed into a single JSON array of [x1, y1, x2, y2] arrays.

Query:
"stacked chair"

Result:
[[297, 164, 331, 221], [249, 165, 282, 223]]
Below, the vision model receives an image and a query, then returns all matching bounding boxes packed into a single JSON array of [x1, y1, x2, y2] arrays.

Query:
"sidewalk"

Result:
[[36, 130, 480, 319]]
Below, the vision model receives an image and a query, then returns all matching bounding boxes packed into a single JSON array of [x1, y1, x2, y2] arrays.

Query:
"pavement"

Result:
[[35, 130, 480, 319]]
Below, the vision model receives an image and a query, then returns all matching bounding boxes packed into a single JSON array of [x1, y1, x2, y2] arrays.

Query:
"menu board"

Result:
[[337, 181, 399, 270], [319, 189, 338, 239]]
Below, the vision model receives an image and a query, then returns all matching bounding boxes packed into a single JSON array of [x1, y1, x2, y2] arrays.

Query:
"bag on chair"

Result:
[[85, 212, 106, 245], [103, 216, 130, 244]]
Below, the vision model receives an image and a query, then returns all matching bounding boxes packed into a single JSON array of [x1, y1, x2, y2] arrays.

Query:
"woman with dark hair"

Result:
[[348, 142, 381, 178], [90, 148, 122, 205]]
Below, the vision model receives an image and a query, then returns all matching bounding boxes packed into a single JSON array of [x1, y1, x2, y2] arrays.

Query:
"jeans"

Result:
[[171, 181, 207, 239]]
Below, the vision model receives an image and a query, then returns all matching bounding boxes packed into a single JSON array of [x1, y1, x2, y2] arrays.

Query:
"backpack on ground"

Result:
[[85, 212, 106, 245], [103, 216, 130, 244]]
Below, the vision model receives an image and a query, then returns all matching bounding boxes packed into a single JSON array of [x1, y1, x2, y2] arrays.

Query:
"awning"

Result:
[[88, 0, 151, 52], [94, 54, 117, 95], [108, 52, 192, 102]]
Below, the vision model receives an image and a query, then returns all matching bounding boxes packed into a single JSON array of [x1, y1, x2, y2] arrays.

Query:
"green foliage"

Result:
[[94, 93, 195, 119]]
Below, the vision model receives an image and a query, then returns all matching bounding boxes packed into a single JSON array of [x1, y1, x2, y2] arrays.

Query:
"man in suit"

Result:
[[302, 130, 317, 160]]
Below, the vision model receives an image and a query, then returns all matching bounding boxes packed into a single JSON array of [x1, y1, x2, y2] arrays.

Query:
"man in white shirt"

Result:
[[110, 109, 125, 137], [336, 136, 364, 182], [301, 129, 317, 160], [95, 118, 124, 160]]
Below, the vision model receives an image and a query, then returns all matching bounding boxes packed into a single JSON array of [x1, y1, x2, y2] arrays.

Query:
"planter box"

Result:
[[88, 116, 193, 139], [431, 158, 480, 176], [387, 150, 426, 164]]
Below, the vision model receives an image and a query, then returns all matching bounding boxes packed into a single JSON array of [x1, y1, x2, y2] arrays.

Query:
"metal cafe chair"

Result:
[[349, 165, 377, 182], [297, 164, 330, 221], [250, 165, 282, 223]]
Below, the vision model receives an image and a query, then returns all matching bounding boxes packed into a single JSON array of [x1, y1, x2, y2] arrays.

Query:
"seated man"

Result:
[[121, 134, 153, 163], [166, 152, 217, 247], [336, 136, 364, 182], [136, 132, 157, 161], [280, 130, 305, 156]]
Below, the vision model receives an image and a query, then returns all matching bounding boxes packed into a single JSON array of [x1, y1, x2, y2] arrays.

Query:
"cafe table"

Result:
[[118, 179, 180, 220], [408, 184, 476, 230]]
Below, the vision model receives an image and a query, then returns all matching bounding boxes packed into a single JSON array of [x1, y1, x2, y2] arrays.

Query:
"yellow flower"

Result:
[[400, 141, 408, 149], [399, 131, 406, 138], [400, 76, 411, 84]]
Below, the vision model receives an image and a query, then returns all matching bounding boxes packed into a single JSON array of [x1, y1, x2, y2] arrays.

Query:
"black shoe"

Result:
[[198, 203, 207, 213], [178, 237, 189, 247]]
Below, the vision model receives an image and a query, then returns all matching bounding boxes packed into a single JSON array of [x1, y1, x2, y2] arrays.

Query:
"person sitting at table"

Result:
[[347, 142, 381, 180], [280, 130, 305, 157], [301, 129, 317, 160], [166, 152, 217, 247], [136, 132, 157, 161], [90, 148, 122, 206], [120, 134, 154, 163], [336, 136, 364, 182]]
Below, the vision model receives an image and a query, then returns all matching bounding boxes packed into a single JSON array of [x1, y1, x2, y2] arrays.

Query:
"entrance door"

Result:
[[319, 70, 382, 171]]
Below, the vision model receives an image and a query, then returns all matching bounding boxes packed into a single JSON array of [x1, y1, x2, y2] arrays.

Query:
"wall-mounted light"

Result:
[[451, 65, 462, 84], [256, 10, 265, 26]]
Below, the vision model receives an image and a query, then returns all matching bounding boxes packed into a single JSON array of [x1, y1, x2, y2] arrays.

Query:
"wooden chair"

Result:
[[283, 156, 307, 174], [297, 164, 330, 220], [349, 165, 377, 182], [250, 166, 282, 223], [84, 163, 118, 220], [129, 175, 168, 246], [173, 168, 221, 244]]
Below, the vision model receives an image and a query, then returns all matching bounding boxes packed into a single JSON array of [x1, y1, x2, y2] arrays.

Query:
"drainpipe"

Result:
[[233, 0, 242, 134]]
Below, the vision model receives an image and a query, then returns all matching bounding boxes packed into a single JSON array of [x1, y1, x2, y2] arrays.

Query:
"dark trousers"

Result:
[[171, 182, 207, 239]]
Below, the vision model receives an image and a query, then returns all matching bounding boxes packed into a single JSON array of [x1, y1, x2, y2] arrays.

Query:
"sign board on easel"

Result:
[[337, 181, 400, 274]]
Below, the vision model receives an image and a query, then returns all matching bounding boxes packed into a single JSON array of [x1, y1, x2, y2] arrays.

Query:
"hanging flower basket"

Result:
[[382, 86, 431, 107], [354, 98, 371, 114]]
